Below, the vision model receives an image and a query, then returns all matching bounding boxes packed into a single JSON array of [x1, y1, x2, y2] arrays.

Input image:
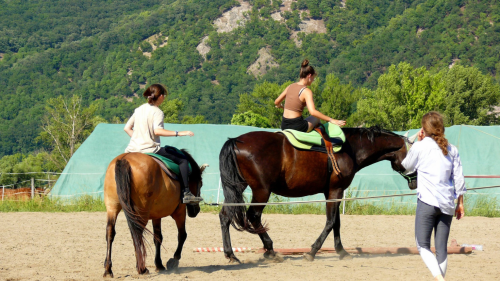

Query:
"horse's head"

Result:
[[388, 135, 418, 190], [357, 127, 418, 190], [186, 163, 209, 218]]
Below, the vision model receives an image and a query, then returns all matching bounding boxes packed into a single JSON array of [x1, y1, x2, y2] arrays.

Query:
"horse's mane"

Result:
[[355, 126, 407, 143], [180, 149, 202, 182]]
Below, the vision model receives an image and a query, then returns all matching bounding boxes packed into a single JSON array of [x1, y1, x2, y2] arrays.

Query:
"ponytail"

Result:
[[142, 84, 168, 105], [422, 111, 449, 156]]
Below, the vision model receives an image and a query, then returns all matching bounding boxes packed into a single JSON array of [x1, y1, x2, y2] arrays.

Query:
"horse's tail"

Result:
[[219, 138, 267, 234], [115, 158, 148, 274]]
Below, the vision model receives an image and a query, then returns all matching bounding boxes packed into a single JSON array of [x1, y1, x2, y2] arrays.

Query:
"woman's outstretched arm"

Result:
[[302, 89, 346, 126], [154, 128, 194, 137]]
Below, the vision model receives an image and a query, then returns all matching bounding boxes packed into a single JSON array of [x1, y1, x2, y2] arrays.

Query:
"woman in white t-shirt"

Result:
[[124, 84, 202, 204], [402, 111, 466, 281]]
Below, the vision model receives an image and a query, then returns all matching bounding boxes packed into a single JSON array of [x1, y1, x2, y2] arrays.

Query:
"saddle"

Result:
[[278, 123, 345, 177], [145, 147, 192, 181]]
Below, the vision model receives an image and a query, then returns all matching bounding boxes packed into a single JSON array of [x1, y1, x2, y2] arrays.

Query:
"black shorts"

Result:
[[281, 116, 309, 132]]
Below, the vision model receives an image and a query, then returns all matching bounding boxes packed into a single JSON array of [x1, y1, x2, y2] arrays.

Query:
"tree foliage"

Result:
[[442, 65, 500, 126], [319, 74, 361, 125], [356, 62, 500, 130], [231, 111, 272, 128], [0, 152, 57, 186], [235, 81, 291, 128], [39, 95, 103, 170], [0, 0, 500, 158], [356, 63, 446, 130]]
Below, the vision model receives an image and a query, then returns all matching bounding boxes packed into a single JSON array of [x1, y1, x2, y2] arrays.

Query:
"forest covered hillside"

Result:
[[1, 0, 499, 157]]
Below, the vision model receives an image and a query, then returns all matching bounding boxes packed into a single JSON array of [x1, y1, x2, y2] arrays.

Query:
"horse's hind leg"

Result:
[[219, 209, 241, 263], [166, 205, 187, 271], [152, 219, 166, 272], [103, 207, 121, 278]]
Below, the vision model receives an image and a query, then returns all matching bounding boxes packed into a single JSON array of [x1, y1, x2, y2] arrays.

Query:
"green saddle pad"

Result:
[[280, 123, 345, 152], [145, 146, 192, 176]]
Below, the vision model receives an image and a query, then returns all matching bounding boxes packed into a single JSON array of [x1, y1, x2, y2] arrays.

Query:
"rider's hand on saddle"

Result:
[[182, 131, 194, 137], [329, 119, 346, 127]]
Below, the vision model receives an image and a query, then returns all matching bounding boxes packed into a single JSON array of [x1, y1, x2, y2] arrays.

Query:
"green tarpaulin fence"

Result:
[[50, 124, 500, 205]]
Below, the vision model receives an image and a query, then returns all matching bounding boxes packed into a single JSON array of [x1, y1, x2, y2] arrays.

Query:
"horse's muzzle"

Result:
[[187, 203, 200, 218], [408, 179, 417, 190]]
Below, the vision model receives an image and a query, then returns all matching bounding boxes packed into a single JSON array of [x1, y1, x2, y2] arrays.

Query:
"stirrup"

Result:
[[182, 191, 203, 204]]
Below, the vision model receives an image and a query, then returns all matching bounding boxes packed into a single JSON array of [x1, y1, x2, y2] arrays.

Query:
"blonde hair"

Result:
[[422, 111, 449, 156]]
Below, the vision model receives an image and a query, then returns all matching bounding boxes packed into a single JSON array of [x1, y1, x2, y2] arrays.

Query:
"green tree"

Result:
[[231, 111, 272, 128], [181, 115, 208, 124], [0, 154, 22, 186], [236, 81, 291, 128], [356, 63, 446, 130], [319, 74, 361, 125], [441, 65, 500, 126], [160, 98, 209, 124], [39, 95, 103, 170], [160, 98, 184, 124], [0, 152, 56, 186]]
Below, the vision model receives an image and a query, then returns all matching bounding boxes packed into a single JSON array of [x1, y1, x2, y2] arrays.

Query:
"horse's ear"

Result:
[[200, 164, 209, 173]]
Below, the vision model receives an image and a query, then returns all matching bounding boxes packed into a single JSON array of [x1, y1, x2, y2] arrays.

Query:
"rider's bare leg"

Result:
[[306, 116, 321, 132]]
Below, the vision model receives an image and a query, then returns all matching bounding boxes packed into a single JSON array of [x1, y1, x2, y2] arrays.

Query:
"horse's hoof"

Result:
[[139, 268, 149, 275], [339, 252, 353, 260], [263, 250, 276, 259], [103, 270, 114, 278], [270, 254, 284, 263], [228, 256, 241, 264], [167, 258, 179, 271], [155, 265, 166, 272], [303, 253, 315, 262]]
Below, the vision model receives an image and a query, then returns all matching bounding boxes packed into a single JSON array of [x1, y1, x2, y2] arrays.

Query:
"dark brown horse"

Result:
[[219, 127, 417, 263], [103, 151, 206, 277]]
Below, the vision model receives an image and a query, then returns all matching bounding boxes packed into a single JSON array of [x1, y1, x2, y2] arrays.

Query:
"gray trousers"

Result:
[[415, 199, 453, 277]]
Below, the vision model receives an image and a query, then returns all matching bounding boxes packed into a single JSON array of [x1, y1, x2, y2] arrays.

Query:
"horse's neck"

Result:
[[345, 130, 404, 171]]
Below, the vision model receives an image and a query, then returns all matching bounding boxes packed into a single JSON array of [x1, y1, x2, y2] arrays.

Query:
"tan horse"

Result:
[[103, 151, 206, 277]]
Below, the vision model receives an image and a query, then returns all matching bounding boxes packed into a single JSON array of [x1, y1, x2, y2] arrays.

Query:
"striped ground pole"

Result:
[[193, 247, 254, 253]]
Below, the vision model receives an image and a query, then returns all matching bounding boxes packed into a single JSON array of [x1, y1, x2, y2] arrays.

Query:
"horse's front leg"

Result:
[[332, 199, 352, 260], [219, 207, 241, 263], [167, 205, 188, 271], [304, 188, 342, 262], [152, 219, 166, 272], [103, 208, 120, 278]]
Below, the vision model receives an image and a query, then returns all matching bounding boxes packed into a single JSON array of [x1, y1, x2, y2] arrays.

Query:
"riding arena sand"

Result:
[[0, 212, 498, 280]]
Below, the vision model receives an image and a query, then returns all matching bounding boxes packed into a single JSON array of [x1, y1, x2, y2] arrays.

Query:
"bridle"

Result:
[[398, 136, 418, 181]]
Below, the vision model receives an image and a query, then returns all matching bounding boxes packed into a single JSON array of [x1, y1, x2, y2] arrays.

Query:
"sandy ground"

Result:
[[0, 212, 498, 281]]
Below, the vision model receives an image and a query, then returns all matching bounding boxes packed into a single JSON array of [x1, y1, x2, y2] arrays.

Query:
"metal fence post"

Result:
[[31, 178, 35, 199], [216, 176, 221, 204], [342, 189, 346, 215]]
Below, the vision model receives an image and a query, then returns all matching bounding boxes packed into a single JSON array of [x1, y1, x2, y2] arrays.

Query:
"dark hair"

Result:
[[422, 111, 449, 156], [143, 84, 168, 105], [299, 59, 316, 78]]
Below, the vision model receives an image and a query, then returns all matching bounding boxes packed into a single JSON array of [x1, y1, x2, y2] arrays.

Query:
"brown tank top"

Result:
[[284, 83, 307, 113]]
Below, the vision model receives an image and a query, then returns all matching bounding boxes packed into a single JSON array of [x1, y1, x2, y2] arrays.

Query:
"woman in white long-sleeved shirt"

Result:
[[402, 111, 466, 281]]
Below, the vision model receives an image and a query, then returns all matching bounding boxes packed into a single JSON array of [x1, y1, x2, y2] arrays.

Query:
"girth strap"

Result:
[[314, 126, 342, 177]]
